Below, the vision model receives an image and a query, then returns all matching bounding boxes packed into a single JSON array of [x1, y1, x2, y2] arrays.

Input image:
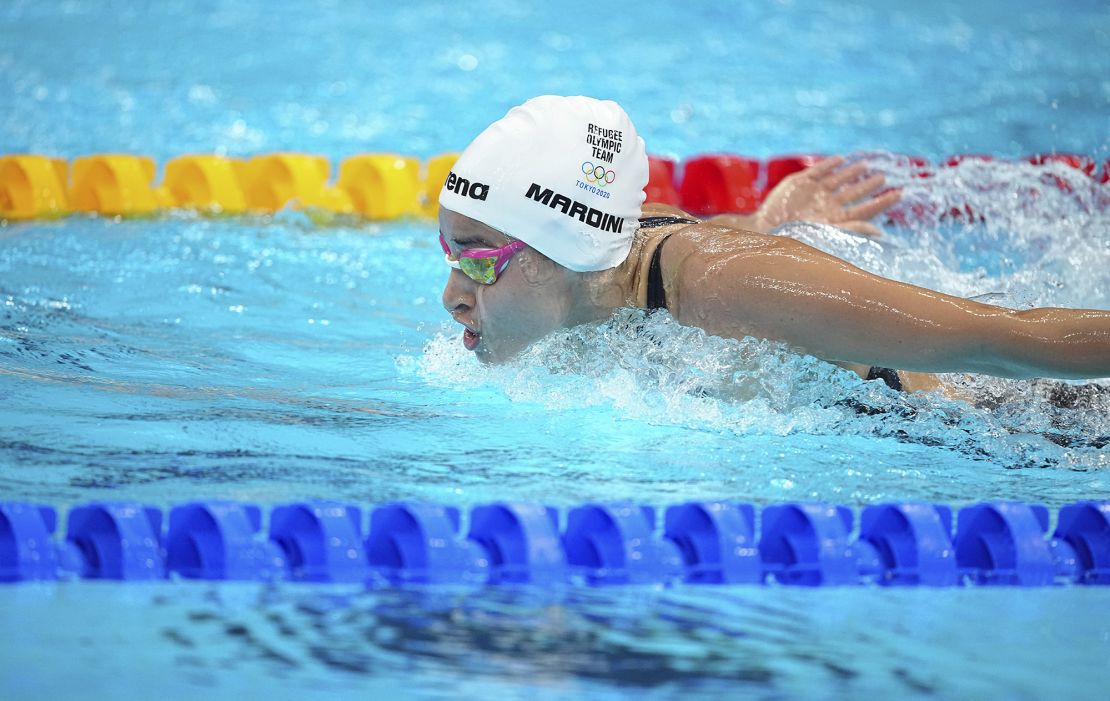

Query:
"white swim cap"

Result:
[[438, 95, 648, 272]]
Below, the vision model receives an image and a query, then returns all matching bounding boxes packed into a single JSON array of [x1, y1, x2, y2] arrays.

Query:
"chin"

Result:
[[475, 334, 532, 365], [474, 347, 496, 364]]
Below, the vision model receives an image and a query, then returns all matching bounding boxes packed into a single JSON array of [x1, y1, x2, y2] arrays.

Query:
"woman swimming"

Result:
[[438, 96, 1110, 386]]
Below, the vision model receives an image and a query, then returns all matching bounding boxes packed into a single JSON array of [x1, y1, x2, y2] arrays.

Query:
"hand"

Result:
[[753, 156, 901, 236]]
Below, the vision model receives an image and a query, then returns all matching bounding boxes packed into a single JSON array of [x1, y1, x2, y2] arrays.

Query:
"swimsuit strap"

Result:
[[646, 234, 673, 310], [641, 216, 697, 311], [866, 366, 904, 392]]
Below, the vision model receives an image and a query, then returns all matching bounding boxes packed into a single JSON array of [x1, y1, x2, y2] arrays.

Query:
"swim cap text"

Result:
[[585, 123, 623, 164], [525, 182, 623, 233]]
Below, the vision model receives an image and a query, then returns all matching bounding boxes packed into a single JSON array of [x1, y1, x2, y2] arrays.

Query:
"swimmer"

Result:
[[439, 96, 1110, 388]]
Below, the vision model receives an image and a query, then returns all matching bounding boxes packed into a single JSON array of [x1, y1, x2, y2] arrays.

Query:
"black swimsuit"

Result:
[[865, 365, 904, 392], [640, 216, 696, 311], [638, 216, 905, 392]]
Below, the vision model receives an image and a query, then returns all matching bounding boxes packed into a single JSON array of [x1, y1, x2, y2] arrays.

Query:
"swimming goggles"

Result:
[[439, 232, 527, 285]]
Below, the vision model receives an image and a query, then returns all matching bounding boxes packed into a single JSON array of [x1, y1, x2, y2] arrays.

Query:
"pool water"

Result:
[[2, 1, 1109, 699]]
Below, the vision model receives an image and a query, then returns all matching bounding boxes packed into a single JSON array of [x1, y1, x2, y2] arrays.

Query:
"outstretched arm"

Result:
[[665, 226, 1110, 380], [710, 156, 900, 236]]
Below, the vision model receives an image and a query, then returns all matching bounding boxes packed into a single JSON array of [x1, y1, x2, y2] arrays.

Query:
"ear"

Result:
[[517, 249, 560, 286]]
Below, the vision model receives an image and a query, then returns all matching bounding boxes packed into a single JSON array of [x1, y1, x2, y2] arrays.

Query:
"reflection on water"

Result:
[[2, 582, 1107, 700]]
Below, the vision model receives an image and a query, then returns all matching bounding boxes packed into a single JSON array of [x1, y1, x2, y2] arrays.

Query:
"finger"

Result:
[[843, 189, 902, 221], [823, 161, 869, 189], [840, 221, 884, 237], [804, 155, 845, 177], [834, 173, 886, 204]]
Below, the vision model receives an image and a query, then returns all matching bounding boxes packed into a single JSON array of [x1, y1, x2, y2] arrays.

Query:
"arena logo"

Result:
[[444, 171, 489, 201], [525, 182, 623, 233]]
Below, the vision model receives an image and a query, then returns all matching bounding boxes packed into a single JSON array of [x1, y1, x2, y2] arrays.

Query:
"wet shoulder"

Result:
[[656, 221, 803, 326], [662, 220, 784, 262]]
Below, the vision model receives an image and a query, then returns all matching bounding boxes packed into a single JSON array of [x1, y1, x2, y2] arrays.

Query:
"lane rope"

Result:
[[2, 499, 1107, 586], [3, 152, 1105, 221]]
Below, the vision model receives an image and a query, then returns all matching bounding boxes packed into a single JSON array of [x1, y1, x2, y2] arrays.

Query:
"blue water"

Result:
[[3, 0, 1109, 161], [2, 1, 1110, 699]]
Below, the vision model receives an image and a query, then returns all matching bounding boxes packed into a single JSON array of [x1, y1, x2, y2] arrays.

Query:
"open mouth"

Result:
[[463, 327, 480, 351]]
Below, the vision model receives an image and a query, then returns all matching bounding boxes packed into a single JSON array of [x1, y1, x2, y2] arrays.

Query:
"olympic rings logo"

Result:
[[581, 161, 616, 187]]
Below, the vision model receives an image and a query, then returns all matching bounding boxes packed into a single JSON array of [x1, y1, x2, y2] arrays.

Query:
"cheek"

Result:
[[478, 282, 570, 355]]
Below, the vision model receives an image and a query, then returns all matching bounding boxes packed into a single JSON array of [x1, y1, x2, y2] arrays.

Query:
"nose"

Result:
[[441, 269, 477, 321]]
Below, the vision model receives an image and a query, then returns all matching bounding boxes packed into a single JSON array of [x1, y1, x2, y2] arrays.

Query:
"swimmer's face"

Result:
[[440, 208, 579, 363]]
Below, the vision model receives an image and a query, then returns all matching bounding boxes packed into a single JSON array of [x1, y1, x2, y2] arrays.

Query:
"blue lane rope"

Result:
[[1, 500, 1107, 586]]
